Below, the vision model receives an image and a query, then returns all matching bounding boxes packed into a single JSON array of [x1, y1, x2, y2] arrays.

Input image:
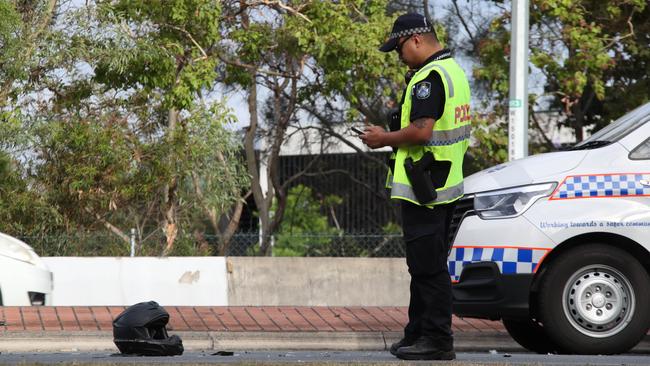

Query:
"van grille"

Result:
[[448, 195, 476, 246]]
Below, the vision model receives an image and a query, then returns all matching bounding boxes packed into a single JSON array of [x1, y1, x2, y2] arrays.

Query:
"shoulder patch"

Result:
[[415, 81, 431, 100]]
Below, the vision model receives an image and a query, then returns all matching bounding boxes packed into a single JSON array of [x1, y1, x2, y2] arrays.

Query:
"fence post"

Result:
[[130, 228, 136, 257]]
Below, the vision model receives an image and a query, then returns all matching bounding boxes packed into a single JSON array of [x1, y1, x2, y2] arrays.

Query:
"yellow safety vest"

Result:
[[386, 57, 471, 207]]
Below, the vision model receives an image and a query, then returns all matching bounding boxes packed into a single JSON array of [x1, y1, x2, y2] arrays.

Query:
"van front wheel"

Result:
[[503, 317, 559, 354], [538, 244, 650, 354]]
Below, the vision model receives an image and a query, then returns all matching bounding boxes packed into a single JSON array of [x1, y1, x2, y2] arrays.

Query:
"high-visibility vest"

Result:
[[386, 57, 471, 207]]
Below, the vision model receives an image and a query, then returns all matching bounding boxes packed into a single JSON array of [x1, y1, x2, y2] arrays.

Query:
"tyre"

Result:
[[538, 244, 650, 354], [503, 318, 559, 354]]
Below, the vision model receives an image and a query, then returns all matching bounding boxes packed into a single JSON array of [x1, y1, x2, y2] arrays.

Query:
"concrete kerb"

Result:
[[4, 331, 650, 354], [210, 331, 524, 352], [0, 331, 524, 353]]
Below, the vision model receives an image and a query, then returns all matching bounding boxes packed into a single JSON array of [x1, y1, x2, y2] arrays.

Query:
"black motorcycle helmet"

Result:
[[113, 301, 184, 356]]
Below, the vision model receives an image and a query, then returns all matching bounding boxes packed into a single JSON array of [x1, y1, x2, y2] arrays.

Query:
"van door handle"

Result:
[[641, 180, 650, 187]]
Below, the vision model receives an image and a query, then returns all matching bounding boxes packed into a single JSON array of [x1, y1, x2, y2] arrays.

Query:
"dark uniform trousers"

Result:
[[401, 200, 456, 351]]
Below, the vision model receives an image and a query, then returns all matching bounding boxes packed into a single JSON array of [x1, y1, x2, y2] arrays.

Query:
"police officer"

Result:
[[360, 13, 471, 361]]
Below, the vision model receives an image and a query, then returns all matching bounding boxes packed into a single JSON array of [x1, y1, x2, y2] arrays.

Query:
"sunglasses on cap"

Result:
[[395, 34, 417, 55]]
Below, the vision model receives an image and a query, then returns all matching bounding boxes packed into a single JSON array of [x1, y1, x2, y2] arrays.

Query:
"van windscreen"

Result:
[[573, 102, 650, 148]]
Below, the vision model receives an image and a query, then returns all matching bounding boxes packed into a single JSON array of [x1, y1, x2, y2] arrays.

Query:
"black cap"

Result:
[[379, 13, 432, 52]]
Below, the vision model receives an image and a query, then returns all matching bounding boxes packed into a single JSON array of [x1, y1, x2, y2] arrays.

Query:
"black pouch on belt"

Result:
[[389, 109, 401, 132], [404, 152, 451, 205]]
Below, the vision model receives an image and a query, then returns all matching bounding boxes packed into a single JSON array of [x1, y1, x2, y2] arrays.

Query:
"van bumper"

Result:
[[452, 261, 532, 320]]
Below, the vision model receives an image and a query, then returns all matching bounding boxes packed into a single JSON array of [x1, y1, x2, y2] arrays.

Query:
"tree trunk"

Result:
[[161, 108, 180, 256], [191, 169, 247, 256], [572, 104, 585, 142], [243, 71, 274, 255], [217, 199, 246, 256], [162, 176, 178, 256], [259, 66, 301, 256]]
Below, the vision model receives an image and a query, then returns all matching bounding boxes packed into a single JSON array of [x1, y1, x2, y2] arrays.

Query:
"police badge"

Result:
[[415, 81, 431, 99]]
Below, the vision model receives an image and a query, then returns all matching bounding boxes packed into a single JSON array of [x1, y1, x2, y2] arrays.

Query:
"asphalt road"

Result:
[[2, 351, 650, 365]]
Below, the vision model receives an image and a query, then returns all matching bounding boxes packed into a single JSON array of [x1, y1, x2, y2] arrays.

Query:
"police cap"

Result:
[[379, 13, 433, 53]]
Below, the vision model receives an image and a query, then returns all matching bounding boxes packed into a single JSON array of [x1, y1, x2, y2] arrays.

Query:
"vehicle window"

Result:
[[630, 137, 650, 160], [574, 102, 650, 147]]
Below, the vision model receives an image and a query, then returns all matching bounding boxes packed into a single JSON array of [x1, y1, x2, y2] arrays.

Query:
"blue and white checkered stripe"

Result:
[[447, 247, 549, 282], [551, 173, 650, 200]]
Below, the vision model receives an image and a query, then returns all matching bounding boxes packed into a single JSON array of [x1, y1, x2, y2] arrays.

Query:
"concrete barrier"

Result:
[[225, 257, 410, 306], [43, 257, 228, 306], [42, 257, 410, 306]]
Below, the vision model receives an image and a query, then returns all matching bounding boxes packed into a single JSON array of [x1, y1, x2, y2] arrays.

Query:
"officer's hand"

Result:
[[360, 125, 387, 149]]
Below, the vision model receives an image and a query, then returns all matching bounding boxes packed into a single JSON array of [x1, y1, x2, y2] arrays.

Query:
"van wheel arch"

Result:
[[531, 233, 650, 290]]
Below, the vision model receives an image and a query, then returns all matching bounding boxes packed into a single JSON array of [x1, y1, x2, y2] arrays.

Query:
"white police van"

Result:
[[449, 101, 650, 354], [0, 232, 53, 306]]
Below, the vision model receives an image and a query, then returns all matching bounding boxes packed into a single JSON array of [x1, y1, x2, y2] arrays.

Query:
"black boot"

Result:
[[395, 336, 455, 361], [389, 336, 418, 356]]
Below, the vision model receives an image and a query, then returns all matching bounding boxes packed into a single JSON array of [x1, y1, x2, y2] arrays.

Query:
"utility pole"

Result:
[[508, 0, 529, 160]]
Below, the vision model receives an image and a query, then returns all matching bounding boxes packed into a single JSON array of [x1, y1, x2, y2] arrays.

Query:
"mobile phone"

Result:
[[351, 126, 364, 135]]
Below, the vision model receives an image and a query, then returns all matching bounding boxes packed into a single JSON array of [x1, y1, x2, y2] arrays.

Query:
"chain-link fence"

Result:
[[18, 231, 406, 257], [225, 232, 405, 257]]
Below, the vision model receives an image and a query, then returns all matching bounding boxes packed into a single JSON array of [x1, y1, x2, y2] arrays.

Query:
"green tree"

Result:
[[221, 0, 402, 255], [582, 2, 650, 122], [424, 0, 649, 171], [16, 1, 249, 255], [89, 0, 229, 254], [0, 152, 63, 236], [273, 185, 341, 257], [0, 0, 58, 108], [469, 0, 647, 159], [0, 0, 67, 238], [528, 0, 646, 141]]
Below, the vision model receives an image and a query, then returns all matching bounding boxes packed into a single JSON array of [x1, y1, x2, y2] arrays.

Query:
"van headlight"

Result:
[[474, 182, 556, 219]]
